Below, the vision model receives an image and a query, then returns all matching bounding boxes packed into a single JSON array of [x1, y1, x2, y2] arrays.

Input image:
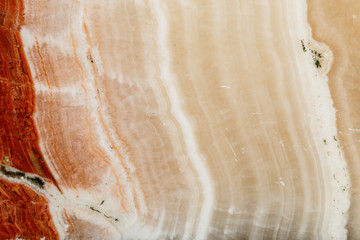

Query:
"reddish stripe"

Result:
[[0, 178, 59, 239], [0, 0, 59, 239]]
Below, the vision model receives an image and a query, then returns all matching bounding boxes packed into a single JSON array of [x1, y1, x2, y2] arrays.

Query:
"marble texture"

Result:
[[0, 0, 359, 239]]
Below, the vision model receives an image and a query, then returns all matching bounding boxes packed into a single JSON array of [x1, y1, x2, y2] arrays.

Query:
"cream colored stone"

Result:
[[19, 0, 359, 239]]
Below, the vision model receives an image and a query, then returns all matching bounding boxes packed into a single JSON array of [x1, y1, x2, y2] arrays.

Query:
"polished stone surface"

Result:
[[0, 0, 359, 239]]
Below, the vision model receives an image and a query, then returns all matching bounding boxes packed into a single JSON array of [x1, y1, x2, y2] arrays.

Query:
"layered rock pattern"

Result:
[[308, 1, 360, 238], [0, 0, 359, 239], [0, 1, 58, 239]]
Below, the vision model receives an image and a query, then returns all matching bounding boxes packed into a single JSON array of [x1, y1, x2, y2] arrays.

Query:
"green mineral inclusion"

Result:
[[301, 39, 322, 68]]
